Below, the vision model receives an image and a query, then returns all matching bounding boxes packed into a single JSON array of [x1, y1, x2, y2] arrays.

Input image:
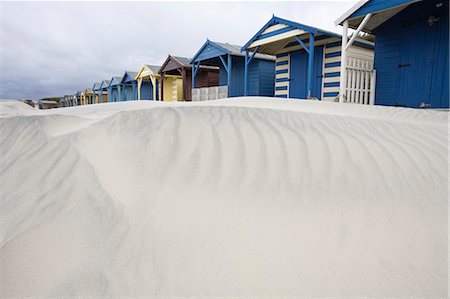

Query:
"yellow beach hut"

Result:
[[135, 64, 161, 101], [80, 88, 94, 105]]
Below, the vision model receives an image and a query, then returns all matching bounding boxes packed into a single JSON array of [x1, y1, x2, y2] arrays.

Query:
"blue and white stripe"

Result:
[[275, 53, 290, 98], [321, 43, 342, 101]]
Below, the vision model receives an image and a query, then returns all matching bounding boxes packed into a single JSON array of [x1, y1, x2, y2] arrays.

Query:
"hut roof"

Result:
[[172, 56, 192, 67]]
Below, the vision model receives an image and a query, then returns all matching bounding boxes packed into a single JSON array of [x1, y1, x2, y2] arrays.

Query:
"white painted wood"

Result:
[[345, 13, 372, 51], [370, 70, 376, 105], [249, 29, 306, 48], [262, 24, 289, 35], [275, 53, 290, 97], [339, 20, 348, 103]]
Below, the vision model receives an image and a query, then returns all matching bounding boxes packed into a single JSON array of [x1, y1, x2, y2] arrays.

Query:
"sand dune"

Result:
[[0, 98, 448, 297]]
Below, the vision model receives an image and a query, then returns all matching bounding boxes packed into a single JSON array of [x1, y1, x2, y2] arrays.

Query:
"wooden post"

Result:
[[307, 32, 315, 98], [339, 20, 348, 103], [227, 54, 232, 97], [244, 50, 249, 96], [137, 78, 141, 101], [160, 74, 165, 101]]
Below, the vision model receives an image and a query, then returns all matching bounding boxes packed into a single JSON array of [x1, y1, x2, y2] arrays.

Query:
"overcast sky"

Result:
[[1, 1, 357, 100]]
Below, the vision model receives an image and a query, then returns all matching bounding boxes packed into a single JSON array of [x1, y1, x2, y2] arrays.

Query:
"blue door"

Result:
[[289, 46, 323, 99], [397, 1, 449, 108]]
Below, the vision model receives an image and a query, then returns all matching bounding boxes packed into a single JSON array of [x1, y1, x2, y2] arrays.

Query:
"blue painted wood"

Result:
[[325, 62, 341, 68], [284, 34, 332, 49], [306, 33, 315, 98], [276, 69, 288, 74], [323, 91, 339, 97], [324, 82, 340, 87], [241, 16, 321, 52], [349, 0, 417, 20], [325, 51, 341, 58], [373, 0, 449, 108], [257, 26, 296, 40], [191, 41, 274, 98], [324, 72, 340, 78], [289, 46, 323, 99], [140, 80, 153, 100], [191, 40, 230, 63], [276, 60, 289, 66]]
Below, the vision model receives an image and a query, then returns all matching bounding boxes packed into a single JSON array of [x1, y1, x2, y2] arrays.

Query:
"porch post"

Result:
[[137, 78, 141, 101], [160, 73, 165, 101], [307, 32, 315, 98], [192, 63, 196, 90], [339, 20, 349, 103], [244, 50, 249, 96], [227, 54, 232, 96]]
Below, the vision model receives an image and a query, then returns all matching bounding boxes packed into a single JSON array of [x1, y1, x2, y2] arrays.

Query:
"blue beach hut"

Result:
[[120, 71, 138, 101], [108, 76, 123, 102], [335, 0, 449, 108], [241, 16, 374, 102], [191, 40, 276, 98], [99, 80, 110, 102]]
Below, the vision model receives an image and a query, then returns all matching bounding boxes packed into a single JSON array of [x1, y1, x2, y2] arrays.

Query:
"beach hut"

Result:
[[159, 55, 219, 101], [36, 99, 58, 109], [108, 76, 123, 102], [99, 80, 110, 103], [80, 88, 94, 105], [120, 71, 138, 101], [135, 65, 161, 101], [190, 40, 275, 100], [60, 96, 69, 108], [335, 0, 449, 108], [241, 16, 374, 102]]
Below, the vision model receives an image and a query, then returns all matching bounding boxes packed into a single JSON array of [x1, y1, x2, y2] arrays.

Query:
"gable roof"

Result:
[[242, 15, 341, 52], [159, 55, 191, 74], [335, 0, 420, 32], [109, 76, 123, 86], [92, 82, 101, 91], [242, 15, 373, 55], [172, 56, 191, 66], [135, 64, 161, 79], [191, 39, 275, 63], [121, 71, 138, 83], [100, 80, 111, 89]]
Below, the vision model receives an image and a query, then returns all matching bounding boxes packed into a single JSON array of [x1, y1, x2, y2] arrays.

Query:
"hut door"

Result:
[[289, 47, 323, 99], [397, 7, 447, 108]]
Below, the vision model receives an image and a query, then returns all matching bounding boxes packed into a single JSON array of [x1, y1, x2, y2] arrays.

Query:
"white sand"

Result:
[[0, 98, 448, 297]]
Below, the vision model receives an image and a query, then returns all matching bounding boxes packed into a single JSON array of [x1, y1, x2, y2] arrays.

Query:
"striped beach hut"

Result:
[[336, 0, 449, 108], [108, 76, 123, 102], [159, 55, 219, 101], [190, 40, 275, 100], [120, 71, 138, 101], [241, 16, 374, 101], [135, 65, 161, 101]]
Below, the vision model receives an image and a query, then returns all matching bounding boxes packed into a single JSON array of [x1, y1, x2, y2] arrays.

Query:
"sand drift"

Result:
[[0, 98, 448, 297]]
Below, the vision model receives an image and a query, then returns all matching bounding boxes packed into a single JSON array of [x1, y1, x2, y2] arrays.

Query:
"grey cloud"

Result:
[[1, 1, 356, 99]]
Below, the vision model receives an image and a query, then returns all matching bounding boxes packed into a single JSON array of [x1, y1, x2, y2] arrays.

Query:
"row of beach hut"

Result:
[[62, 1, 448, 109]]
